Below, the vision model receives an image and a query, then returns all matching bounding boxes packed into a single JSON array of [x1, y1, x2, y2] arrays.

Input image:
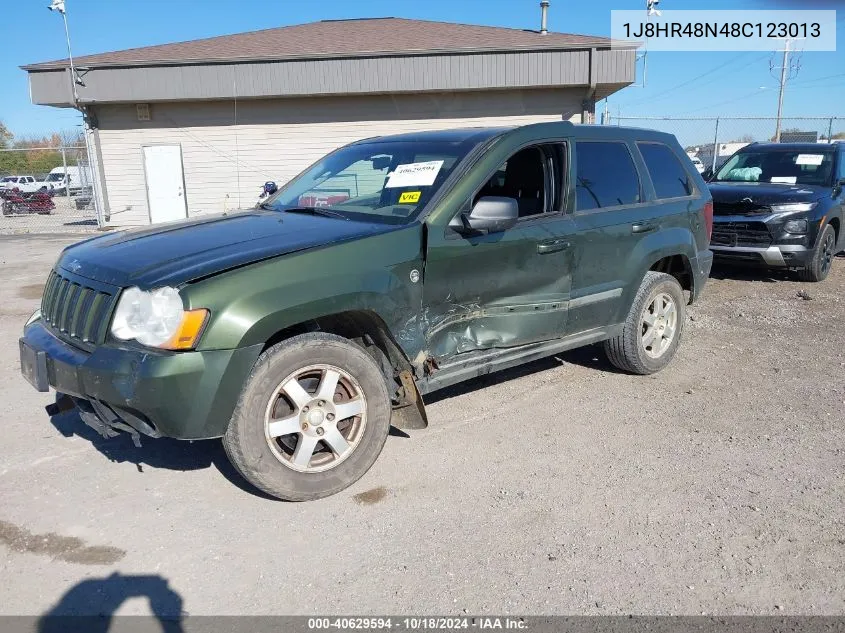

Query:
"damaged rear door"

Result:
[[420, 141, 575, 362]]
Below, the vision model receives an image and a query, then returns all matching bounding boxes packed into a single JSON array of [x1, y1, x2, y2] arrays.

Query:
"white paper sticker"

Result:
[[795, 154, 825, 166], [385, 161, 444, 188], [771, 176, 797, 184]]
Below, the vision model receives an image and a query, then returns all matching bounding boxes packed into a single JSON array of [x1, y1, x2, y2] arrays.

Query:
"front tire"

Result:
[[604, 271, 686, 375], [223, 332, 391, 501], [798, 224, 836, 283]]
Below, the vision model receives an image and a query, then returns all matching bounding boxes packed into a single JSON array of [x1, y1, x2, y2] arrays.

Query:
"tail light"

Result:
[[703, 200, 713, 242]]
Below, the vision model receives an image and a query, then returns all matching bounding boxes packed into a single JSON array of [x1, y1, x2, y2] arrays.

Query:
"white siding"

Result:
[[94, 89, 584, 226]]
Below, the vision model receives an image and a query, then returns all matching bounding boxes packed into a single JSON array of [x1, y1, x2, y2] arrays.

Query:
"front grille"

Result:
[[713, 201, 771, 216], [41, 270, 118, 348], [712, 221, 773, 247]]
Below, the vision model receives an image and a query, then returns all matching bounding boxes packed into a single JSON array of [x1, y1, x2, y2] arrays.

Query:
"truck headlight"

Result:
[[783, 219, 809, 234], [110, 286, 208, 350], [770, 202, 818, 213]]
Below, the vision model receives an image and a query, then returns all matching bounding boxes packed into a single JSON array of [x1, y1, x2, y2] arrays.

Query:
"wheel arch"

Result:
[[827, 214, 841, 245], [255, 309, 427, 430], [619, 228, 699, 324]]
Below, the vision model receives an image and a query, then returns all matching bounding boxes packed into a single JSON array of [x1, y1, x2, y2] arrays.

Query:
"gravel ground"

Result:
[[1, 234, 844, 617]]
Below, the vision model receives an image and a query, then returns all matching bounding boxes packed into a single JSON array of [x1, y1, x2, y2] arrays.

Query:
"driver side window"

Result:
[[474, 145, 560, 218]]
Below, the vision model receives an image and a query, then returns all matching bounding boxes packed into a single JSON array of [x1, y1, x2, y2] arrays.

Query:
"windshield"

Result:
[[46, 173, 65, 182], [262, 139, 481, 223], [1, 177, 15, 183], [714, 149, 834, 186]]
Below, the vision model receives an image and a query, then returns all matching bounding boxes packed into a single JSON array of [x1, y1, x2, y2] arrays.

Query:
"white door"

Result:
[[143, 145, 188, 224]]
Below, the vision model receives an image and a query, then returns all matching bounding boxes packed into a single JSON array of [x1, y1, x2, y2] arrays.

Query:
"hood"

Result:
[[708, 181, 827, 215], [57, 209, 403, 288]]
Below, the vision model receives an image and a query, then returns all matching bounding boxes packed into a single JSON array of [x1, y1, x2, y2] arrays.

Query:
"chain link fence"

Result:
[[606, 116, 844, 173], [3, 115, 841, 234], [0, 145, 99, 234]]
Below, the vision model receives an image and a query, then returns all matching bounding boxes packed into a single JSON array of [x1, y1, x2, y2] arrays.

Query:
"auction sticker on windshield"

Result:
[[386, 161, 444, 188], [398, 191, 422, 204], [796, 154, 825, 166]]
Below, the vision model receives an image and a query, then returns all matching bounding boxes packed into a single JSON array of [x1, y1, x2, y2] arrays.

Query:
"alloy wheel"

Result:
[[263, 364, 367, 473], [821, 233, 835, 276], [641, 292, 677, 359]]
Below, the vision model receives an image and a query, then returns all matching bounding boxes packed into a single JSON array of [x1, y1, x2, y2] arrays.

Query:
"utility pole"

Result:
[[771, 39, 800, 143], [774, 41, 789, 143]]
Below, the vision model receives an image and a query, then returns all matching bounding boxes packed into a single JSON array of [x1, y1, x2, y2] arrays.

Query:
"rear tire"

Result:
[[798, 224, 836, 283], [223, 332, 391, 501], [604, 271, 686, 375]]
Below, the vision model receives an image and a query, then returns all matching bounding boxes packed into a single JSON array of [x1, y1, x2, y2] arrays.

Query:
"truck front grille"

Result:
[[41, 270, 118, 349], [713, 201, 771, 216], [712, 221, 773, 247]]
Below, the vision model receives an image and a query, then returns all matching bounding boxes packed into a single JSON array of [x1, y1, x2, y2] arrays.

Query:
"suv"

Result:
[[707, 142, 845, 281], [20, 123, 713, 501]]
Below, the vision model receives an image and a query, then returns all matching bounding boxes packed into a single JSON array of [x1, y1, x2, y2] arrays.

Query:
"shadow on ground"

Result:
[[38, 573, 184, 633], [49, 407, 412, 498], [48, 409, 275, 500], [708, 261, 791, 283], [425, 343, 618, 405]]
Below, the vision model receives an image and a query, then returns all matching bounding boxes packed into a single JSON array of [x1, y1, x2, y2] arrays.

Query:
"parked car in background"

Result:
[[707, 142, 845, 281], [2, 175, 42, 193], [20, 122, 713, 501], [690, 156, 705, 174]]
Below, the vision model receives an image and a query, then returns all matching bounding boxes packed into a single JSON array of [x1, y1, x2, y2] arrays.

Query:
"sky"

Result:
[[1, 0, 843, 140]]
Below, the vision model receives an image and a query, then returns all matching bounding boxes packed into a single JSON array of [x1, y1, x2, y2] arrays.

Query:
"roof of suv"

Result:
[[356, 122, 681, 146]]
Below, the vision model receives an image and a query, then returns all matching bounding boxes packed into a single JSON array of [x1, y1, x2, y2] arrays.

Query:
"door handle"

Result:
[[632, 223, 657, 234], [537, 239, 571, 254]]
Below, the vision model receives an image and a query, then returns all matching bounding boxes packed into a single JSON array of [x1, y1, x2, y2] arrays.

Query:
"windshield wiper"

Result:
[[282, 206, 349, 220]]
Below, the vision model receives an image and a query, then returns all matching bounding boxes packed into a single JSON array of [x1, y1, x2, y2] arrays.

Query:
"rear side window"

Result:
[[638, 143, 694, 198], [575, 141, 641, 211]]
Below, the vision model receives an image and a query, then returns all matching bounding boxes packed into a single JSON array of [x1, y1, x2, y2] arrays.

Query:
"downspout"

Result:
[[80, 105, 109, 227], [582, 47, 597, 124]]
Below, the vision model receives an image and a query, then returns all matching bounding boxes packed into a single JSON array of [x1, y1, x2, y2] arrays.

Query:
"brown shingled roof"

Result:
[[24, 17, 618, 70]]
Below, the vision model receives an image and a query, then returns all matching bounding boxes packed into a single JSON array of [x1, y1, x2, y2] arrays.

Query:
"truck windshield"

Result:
[[46, 173, 64, 182], [714, 149, 834, 186], [262, 139, 481, 223]]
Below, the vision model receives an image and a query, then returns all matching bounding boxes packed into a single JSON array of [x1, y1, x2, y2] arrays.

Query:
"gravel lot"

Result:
[[1, 234, 844, 617]]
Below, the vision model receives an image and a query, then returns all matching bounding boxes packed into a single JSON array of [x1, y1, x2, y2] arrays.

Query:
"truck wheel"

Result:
[[603, 271, 686, 375], [798, 224, 836, 283], [223, 332, 391, 501]]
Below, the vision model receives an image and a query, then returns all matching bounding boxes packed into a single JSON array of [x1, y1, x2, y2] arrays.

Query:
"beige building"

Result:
[[24, 17, 637, 227]]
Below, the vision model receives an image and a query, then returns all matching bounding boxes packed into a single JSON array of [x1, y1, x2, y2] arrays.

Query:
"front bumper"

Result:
[[710, 244, 811, 268], [711, 210, 822, 268], [20, 320, 262, 439]]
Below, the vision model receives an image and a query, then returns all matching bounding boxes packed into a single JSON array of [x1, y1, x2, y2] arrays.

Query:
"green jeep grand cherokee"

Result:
[[20, 122, 713, 501]]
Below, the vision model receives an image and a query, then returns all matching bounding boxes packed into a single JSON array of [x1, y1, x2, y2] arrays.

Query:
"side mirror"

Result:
[[451, 196, 519, 234], [702, 168, 714, 182]]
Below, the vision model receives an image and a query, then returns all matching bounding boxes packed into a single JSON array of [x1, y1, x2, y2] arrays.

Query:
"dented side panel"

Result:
[[420, 215, 576, 362]]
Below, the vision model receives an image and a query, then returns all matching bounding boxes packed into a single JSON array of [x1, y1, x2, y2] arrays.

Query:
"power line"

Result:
[[784, 72, 845, 88], [676, 88, 772, 116], [623, 53, 754, 107]]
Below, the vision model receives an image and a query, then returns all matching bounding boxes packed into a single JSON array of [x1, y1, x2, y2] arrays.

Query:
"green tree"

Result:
[[0, 121, 12, 148]]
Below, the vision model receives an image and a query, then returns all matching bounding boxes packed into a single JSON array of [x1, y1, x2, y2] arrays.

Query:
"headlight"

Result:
[[25, 309, 42, 328], [770, 202, 818, 213], [110, 286, 208, 350], [783, 219, 808, 234]]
